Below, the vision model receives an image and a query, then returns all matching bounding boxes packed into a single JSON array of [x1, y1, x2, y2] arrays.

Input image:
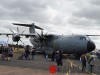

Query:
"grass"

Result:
[[13, 48, 25, 54]]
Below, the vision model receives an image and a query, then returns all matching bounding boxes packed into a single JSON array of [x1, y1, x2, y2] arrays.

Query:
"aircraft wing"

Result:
[[0, 33, 13, 36], [86, 35, 100, 36], [19, 33, 35, 37], [0, 33, 35, 37]]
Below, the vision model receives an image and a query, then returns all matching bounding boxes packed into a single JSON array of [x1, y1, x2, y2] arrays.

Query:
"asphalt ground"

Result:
[[0, 53, 99, 75]]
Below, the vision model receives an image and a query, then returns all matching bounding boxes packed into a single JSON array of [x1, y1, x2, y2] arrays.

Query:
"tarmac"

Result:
[[0, 53, 99, 75]]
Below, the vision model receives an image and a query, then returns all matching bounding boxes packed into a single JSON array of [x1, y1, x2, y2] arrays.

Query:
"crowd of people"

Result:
[[18, 45, 36, 60], [18, 47, 63, 71], [80, 53, 95, 73], [51, 50, 95, 73], [0, 44, 13, 61], [0, 44, 36, 61], [50, 50, 63, 72], [0, 44, 95, 73]]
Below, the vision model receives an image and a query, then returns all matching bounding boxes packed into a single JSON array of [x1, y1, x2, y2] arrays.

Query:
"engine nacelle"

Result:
[[12, 35, 20, 42]]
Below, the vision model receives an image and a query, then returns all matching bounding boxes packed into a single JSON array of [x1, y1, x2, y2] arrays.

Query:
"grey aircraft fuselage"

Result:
[[30, 34, 95, 55]]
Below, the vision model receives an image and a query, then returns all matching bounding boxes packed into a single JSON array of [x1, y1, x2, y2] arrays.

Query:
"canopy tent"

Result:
[[0, 40, 8, 46]]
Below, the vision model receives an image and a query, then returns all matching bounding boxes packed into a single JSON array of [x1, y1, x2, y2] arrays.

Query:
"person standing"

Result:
[[0, 44, 3, 54], [51, 51, 56, 61], [1, 44, 5, 60], [31, 47, 35, 60], [45, 51, 48, 60], [55, 51, 63, 71], [8, 46, 13, 61], [88, 55, 95, 73], [59, 50, 63, 66], [2, 45, 9, 60], [25, 45, 30, 60], [80, 54, 87, 72]]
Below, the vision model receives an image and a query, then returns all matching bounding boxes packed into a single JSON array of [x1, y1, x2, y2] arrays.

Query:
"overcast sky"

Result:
[[0, 0, 100, 48]]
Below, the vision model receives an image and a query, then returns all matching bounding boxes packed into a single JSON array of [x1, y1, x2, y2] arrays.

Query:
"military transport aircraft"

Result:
[[12, 23, 96, 57]]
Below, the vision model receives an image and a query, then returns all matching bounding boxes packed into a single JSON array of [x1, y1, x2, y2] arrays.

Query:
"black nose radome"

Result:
[[87, 41, 95, 52]]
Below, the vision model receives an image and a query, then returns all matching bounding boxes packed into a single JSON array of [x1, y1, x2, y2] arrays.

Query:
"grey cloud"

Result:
[[68, 16, 98, 27], [70, 0, 100, 24], [67, 0, 100, 29], [73, 7, 100, 21], [0, 0, 69, 26], [90, 0, 100, 5], [0, 0, 47, 10], [0, 0, 49, 23]]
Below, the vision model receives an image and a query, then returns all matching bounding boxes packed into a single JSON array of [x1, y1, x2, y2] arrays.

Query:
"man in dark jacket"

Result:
[[31, 47, 36, 60], [25, 45, 30, 60], [51, 51, 56, 61], [80, 54, 87, 72], [55, 50, 63, 71]]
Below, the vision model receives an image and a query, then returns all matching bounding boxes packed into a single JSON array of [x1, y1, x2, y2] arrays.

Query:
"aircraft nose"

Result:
[[87, 41, 95, 52]]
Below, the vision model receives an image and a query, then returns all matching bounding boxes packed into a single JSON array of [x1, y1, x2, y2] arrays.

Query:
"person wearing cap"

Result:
[[54, 50, 63, 71], [80, 53, 87, 72], [31, 47, 36, 60], [25, 45, 30, 60], [88, 55, 95, 73]]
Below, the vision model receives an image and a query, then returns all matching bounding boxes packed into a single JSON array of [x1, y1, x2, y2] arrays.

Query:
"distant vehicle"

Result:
[[96, 50, 100, 59], [12, 23, 96, 58], [90, 51, 96, 55]]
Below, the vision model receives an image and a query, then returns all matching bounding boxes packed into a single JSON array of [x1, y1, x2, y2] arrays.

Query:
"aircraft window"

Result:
[[86, 36, 90, 40], [80, 37, 83, 40], [84, 37, 86, 40], [80, 37, 86, 40]]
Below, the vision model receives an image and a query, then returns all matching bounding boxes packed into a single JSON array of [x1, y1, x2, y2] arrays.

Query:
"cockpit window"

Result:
[[86, 36, 90, 40], [80, 37, 86, 40]]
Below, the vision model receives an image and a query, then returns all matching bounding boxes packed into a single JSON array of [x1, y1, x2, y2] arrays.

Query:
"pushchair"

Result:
[[17, 52, 26, 60]]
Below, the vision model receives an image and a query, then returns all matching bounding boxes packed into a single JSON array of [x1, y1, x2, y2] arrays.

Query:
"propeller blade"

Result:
[[17, 27, 19, 33], [20, 39, 25, 45], [10, 29, 15, 34], [21, 30, 25, 34], [41, 41, 43, 48], [45, 32, 48, 36], [41, 30, 43, 37], [36, 32, 41, 38], [44, 40, 48, 46]]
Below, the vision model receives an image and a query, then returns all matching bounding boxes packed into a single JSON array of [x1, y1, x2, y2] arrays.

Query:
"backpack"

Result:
[[88, 57, 93, 64]]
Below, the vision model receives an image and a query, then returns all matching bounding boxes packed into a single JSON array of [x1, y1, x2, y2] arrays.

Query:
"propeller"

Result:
[[9, 27, 25, 50], [36, 30, 48, 48]]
